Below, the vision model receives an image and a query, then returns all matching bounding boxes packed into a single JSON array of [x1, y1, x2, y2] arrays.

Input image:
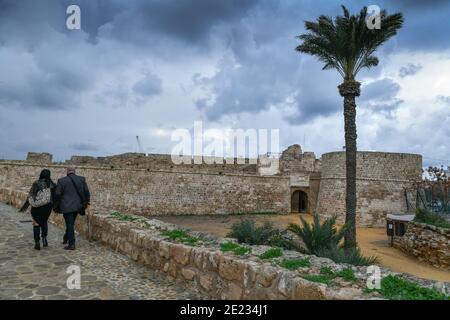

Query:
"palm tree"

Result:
[[296, 6, 403, 249]]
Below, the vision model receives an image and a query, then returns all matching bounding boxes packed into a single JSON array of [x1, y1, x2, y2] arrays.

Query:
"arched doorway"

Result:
[[291, 190, 308, 213]]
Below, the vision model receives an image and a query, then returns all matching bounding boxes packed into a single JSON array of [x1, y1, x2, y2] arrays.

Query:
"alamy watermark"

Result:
[[66, 5, 81, 30], [366, 265, 381, 290], [366, 5, 381, 30], [66, 265, 81, 290], [170, 121, 280, 175]]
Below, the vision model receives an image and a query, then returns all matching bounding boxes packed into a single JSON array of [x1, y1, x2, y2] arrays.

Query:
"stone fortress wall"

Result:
[[316, 151, 422, 227], [1, 145, 422, 227], [0, 161, 290, 216]]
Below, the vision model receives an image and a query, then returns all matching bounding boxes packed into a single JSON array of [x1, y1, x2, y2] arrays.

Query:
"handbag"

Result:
[[68, 175, 89, 216], [28, 187, 52, 208]]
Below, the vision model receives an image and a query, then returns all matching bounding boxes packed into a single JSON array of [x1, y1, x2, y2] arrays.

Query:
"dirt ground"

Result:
[[157, 213, 450, 282]]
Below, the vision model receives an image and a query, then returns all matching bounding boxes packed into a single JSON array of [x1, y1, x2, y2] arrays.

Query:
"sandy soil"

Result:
[[157, 213, 450, 282]]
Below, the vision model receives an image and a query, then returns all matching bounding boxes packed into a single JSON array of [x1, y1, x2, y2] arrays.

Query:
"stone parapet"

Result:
[[394, 222, 450, 270]]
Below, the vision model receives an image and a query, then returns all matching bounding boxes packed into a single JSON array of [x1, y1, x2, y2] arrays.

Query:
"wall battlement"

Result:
[[26, 152, 52, 164]]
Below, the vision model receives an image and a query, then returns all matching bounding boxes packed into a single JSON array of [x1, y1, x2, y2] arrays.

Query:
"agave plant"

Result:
[[288, 215, 347, 254]]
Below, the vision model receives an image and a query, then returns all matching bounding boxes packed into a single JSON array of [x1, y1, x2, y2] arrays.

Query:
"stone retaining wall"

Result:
[[394, 222, 450, 270], [2, 187, 449, 300], [0, 187, 372, 300]]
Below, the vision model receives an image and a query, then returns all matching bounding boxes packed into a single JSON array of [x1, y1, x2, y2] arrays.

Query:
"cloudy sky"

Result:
[[0, 0, 449, 166]]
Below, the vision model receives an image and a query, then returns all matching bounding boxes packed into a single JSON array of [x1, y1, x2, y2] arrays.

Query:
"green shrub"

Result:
[[316, 246, 378, 266], [267, 233, 305, 251], [302, 274, 333, 285], [278, 258, 311, 270], [162, 229, 189, 240], [258, 247, 283, 260], [319, 266, 334, 275], [301, 266, 359, 285], [220, 241, 251, 256], [161, 229, 199, 246], [368, 275, 449, 300], [414, 209, 450, 229], [304, 266, 357, 285], [110, 211, 140, 222], [233, 246, 251, 256], [288, 215, 346, 254], [228, 220, 280, 245], [228, 220, 304, 251], [220, 242, 240, 252], [336, 268, 357, 282]]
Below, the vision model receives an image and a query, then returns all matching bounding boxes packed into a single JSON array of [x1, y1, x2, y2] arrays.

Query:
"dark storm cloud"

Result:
[[0, 0, 449, 162], [359, 79, 403, 115], [133, 72, 163, 97], [399, 64, 422, 78], [94, 0, 259, 48], [376, 0, 450, 51], [387, 0, 450, 10], [437, 96, 450, 105], [191, 0, 450, 123], [361, 79, 401, 102], [69, 142, 100, 152], [0, 51, 92, 110], [138, 0, 258, 43]]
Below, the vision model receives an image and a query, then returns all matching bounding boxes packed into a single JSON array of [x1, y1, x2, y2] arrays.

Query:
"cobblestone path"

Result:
[[0, 203, 203, 300]]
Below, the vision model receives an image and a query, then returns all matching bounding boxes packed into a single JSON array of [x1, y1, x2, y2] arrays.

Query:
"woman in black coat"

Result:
[[20, 169, 57, 250]]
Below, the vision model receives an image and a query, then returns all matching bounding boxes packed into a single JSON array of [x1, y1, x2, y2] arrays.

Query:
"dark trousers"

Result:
[[63, 212, 78, 246], [31, 203, 52, 242]]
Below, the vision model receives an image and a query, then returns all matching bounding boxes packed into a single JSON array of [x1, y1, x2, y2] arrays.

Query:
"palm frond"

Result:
[[296, 5, 403, 80]]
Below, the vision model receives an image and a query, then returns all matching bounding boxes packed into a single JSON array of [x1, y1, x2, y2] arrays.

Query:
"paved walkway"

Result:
[[0, 203, 202, 300]]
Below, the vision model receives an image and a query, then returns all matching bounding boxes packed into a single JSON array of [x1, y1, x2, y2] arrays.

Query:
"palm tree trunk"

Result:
[[338, 80, 361, 249]]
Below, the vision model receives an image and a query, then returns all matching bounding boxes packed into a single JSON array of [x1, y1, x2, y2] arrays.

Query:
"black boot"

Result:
[[33, 226, 41, 250], [42, 237, 48, 247]]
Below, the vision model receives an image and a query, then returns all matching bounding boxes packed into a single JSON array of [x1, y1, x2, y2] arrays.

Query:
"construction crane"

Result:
[[136, 135, 144, 153]]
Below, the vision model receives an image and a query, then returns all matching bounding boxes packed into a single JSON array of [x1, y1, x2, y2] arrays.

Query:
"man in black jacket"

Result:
[[55, 167, 90, 250]]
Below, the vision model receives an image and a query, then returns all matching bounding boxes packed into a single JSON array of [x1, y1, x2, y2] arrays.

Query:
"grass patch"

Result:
[[233, 246, 252, 256], [302, 274, 333, 285], [302, 266, 357, 285], [220, 242, 240, 252], [220, 242, 251, 256], [319, 266, 334, 275], [414, 209, 450, 229], [161, 229, 199, 246], [110, 211, 140, 222], [258, 247, 283, 260], [278, 257, 311, 270], [336, 268, 357, 282], [367, 275, 449, 300]]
